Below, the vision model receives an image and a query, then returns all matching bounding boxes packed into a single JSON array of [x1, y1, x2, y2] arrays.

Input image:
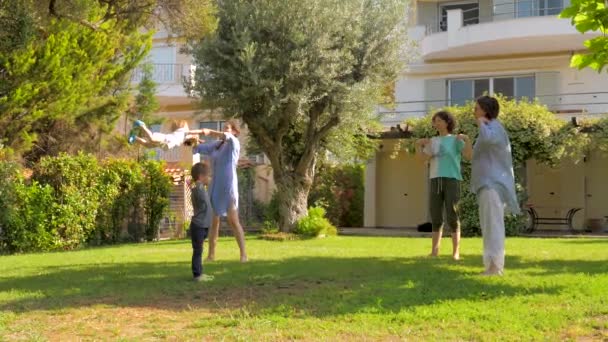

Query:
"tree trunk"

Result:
[[275, 173, 313, 232]]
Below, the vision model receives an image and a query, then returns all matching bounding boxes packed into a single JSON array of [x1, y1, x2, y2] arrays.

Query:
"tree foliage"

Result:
[[189, 0, 410, 230], [560, 0, 608, 72], [0, 0, 215, 163]]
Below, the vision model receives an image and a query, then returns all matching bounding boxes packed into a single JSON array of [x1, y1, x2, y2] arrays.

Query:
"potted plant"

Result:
[[587, 218, 606, 234]]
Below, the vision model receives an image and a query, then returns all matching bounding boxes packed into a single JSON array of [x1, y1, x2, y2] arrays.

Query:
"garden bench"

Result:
[[524, 205, 582, 233]]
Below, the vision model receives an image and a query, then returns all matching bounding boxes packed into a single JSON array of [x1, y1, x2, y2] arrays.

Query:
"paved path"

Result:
[[338, 227, 608, 238]]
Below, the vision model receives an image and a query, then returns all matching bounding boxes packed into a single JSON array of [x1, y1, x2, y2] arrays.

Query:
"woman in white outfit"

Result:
[[470, 96, 520, 276]]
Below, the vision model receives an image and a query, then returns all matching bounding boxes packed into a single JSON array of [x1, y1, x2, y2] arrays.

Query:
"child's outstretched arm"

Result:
[[197, 128, 226, 140]]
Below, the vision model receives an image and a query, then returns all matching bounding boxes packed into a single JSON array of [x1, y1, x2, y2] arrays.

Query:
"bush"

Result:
[[140, 160, 172, 241], [0, 162, 57, 253], [33, 153, 101, 249], [309, 163, 364, 227], [260, 220, 279, 234], [263, 191, 280, 223], [0, 153, 172, 253], [93, 159, 145, 244], [294, 206, 337, 238]]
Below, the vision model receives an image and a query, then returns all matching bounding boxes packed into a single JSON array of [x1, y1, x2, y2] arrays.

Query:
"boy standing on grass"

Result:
[[190, 162, 213, 282]]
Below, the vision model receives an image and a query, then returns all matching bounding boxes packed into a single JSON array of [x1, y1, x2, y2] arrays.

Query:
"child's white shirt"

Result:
[[152, 127, 188, 149]]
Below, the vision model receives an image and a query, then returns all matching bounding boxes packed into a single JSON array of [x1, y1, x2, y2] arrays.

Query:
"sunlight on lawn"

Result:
[[0, 236, 606, 340]]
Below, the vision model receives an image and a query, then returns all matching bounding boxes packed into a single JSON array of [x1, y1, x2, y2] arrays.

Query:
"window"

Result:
[[198, 121, 225, 131], [449, 76, 535, 105], [517, 0, 564, 17], [449, 79, 490, 106], [148, 46, 176, 64], [439, 2, 479, 31], [198, 121, 225, 142], [145, 46, 177, 83]]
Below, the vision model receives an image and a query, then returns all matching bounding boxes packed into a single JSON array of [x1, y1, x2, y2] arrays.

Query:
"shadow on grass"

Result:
[[555, 239, 608, 245], [3, 251, 606, 317]]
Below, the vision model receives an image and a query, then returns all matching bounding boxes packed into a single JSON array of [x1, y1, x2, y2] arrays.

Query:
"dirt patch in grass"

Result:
[[258, 232, 300, 241], [561, 315, 608, 341]]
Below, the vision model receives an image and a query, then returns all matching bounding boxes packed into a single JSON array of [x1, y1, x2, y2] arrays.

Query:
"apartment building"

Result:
[[365, 0, 608, 230]]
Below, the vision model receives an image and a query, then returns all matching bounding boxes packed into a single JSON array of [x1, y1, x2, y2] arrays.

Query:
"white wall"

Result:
[[556, 67, 608, 116], [418, 12, 597, 60], [379, 77, 427, 127], [389, 56, 608, 125]]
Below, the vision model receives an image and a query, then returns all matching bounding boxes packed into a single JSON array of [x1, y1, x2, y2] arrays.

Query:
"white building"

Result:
[[365, 1, 608, 231]]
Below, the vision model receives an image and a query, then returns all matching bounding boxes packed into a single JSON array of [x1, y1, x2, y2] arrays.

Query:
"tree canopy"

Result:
[[189, 0, 411, 230], [0, 0, 216, 162]]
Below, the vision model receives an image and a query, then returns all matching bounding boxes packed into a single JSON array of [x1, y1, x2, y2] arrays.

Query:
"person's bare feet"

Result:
[[205, 256, 215, 262], [480, 267, 503, 276], [452, 253, 460, 261], [428, 252, 439, 257], [240, 255, 248, 263]]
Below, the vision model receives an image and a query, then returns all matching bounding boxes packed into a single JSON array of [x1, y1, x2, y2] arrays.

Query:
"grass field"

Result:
[[0, 236, 607, 341]]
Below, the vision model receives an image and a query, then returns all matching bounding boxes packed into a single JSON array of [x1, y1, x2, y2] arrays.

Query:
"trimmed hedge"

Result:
[[0, 153, 171, 253]]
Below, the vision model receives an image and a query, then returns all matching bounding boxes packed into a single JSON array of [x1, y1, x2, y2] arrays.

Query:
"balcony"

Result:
[[414, 0, 600, 61], [131, 63, 196, 98]]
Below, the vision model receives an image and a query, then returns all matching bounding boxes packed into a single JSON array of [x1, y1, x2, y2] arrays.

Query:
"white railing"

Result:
[[377, 91, 608, 121], [131, 63, 196, 85], [423, 0, 570, 35]]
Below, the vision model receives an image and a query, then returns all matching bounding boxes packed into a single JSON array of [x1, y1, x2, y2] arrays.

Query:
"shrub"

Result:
[[294, 206, 337, 238], [260, 220, 279, 234], [33, 152, 101, 249], [0, 162, 57, 253], [93, 159, 145, 244], [140, 160, 172, 241], [1, 154, 172, 253], [309, 163, 364, 227], [264, 191, 280, 223]]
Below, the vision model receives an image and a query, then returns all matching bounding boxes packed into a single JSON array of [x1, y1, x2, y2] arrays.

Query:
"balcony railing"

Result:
[[377, 91, 608, 121], [131, 63, 195, 84], [423, 0, 570, 35]]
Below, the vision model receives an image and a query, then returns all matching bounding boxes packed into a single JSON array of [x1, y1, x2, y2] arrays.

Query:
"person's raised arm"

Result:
[[476, 118, 501, 145], [193, 140, 217, 155], [457, 134, 473, 161]]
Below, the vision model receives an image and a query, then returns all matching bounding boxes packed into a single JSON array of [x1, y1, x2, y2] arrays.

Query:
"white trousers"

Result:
[[478, 187, 505, 272]]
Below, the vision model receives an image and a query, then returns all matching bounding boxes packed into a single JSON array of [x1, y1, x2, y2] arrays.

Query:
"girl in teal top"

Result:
[[416, 111, 473, 260]]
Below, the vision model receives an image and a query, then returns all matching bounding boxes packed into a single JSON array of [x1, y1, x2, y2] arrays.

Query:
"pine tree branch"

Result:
[[48, 0, 100, 30]]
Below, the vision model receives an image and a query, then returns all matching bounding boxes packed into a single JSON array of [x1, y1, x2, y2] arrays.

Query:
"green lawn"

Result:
[[0, 236, 607, 341]]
